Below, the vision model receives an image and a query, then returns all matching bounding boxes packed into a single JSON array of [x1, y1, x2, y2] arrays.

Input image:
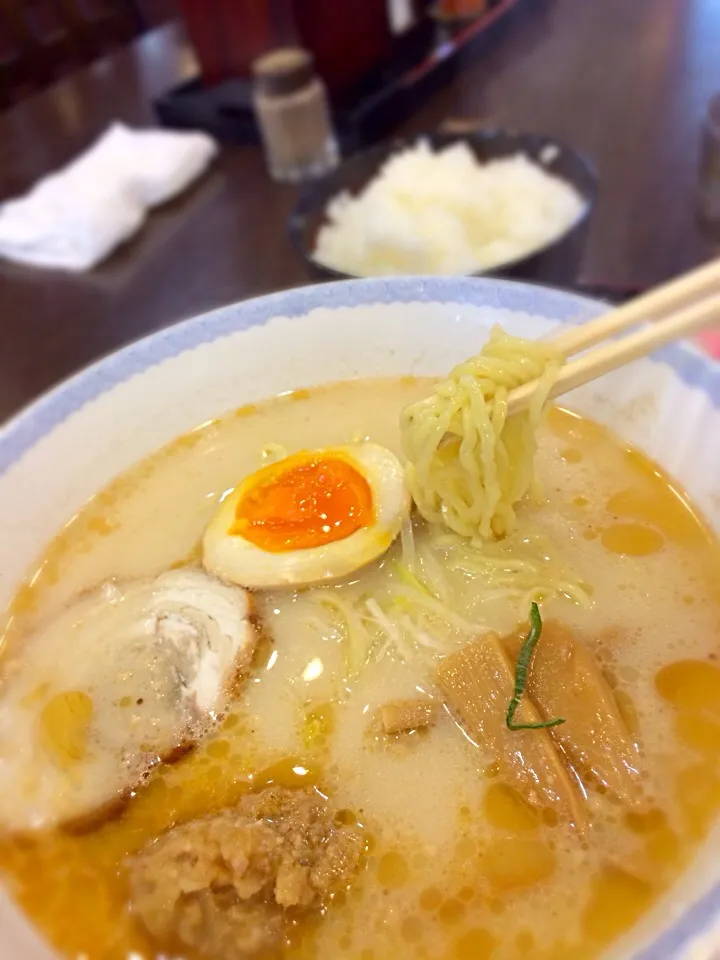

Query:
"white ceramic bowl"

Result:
[[1, 277, 720, 960]]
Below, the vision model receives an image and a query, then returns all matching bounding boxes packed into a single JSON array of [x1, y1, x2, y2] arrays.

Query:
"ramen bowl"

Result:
[[0, 276, 719, 960]]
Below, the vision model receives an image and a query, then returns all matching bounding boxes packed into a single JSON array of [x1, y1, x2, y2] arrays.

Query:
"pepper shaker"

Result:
[[251, 48, 339, 184]]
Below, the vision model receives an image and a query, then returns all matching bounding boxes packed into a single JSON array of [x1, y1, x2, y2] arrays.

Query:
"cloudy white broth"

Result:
[[2, 376, 720, 960]]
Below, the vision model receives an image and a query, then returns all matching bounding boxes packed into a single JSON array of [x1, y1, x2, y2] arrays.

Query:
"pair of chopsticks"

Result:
[[506, 259, 720, 416]]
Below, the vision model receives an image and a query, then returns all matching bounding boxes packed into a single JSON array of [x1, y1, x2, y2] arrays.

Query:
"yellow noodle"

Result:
[[400, 327, 561, 538]]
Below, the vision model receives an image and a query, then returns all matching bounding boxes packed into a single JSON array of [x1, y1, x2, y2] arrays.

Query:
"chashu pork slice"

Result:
[[0, 569, 257, 833]]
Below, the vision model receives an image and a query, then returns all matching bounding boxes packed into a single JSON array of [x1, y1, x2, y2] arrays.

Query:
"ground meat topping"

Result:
[[127, 786, 363, 959]]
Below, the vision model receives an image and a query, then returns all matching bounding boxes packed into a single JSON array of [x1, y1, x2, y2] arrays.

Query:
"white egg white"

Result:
[[202, 443, 410, 589]]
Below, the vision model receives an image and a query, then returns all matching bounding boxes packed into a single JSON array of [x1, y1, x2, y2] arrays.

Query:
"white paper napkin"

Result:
[[0, 123, 218, 272]]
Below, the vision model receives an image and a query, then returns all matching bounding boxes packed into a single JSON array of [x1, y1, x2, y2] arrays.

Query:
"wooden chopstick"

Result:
[[550, 258, 720, 358], [506, 272, 720, 417]]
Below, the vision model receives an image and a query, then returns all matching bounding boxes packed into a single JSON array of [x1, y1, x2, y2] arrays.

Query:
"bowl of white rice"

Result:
[[288, 130, 597, 286]]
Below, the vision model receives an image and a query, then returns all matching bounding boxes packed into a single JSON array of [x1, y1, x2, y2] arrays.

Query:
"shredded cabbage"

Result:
[[305, 515, 591, 678]]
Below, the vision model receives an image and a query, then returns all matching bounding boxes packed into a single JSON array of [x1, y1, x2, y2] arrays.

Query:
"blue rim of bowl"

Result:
[[1, 276, 717, 479], [1, 275, 720, 958]]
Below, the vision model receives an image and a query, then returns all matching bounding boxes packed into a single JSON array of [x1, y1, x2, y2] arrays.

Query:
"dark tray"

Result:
[[154, 0, 524, 152]]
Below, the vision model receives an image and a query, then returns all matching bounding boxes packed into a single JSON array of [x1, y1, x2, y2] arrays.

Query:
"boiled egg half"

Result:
[[203, 443, 409, 588]]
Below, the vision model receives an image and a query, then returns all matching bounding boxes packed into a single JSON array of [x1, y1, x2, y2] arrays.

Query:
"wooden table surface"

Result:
[[0, 0, 719, 422]]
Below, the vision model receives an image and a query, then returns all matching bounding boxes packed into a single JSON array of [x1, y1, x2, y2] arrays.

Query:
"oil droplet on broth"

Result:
[[644, 823, 681, 869], [612, 451, 713, 549], [438, 898, 465, 926], [675, 764, 720, 838], [561, 448, 583, 463], [581, 866, 655, 945], [600, 522, 665, 556], [676, 712, 720, 756], [233, 402, 258, 419], [453, 927, 498, 960], [206, 738, 231, 759], [624, 808, 681, 871], [376, 851, 410, 888], [482, 783, 540, 833], [251, 757, 321, 791], [655, 660, 720, 790], [481, 838, 556, 892], [655, 659, 720, 712]]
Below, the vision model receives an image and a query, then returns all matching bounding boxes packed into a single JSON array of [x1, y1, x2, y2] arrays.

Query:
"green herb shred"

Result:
[[505, 602, 566, 731]]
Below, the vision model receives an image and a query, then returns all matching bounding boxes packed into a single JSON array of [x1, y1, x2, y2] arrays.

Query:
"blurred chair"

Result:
[[0, 0, 146, 109]]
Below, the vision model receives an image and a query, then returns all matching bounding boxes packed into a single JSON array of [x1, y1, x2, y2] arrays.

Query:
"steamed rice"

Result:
[[312, 140, 586, 277]]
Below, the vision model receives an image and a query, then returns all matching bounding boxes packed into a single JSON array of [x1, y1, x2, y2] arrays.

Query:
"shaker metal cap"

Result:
[[252, 48, 315, 96]]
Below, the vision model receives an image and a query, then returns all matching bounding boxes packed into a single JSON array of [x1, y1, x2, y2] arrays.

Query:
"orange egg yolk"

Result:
[[231, 453, 374, 553]]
